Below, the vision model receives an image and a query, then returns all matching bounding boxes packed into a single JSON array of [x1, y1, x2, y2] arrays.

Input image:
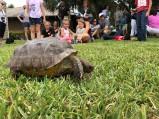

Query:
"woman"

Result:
[[17, 5, 30, 41], [90, 18, 100, 39], [26, 0, 46, 40], [0, 2, 6, 44], [147, 11, 159, 35]]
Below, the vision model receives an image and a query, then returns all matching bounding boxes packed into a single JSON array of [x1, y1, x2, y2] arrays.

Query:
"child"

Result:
[[102, 26, 114, 40], [53, 21, 59, 36], [26, 0, 46, 40], [75, 18, 90, 43], [59, 18, 73, 44], [41, 21, 55, 38], [17, 5, 30, 41]]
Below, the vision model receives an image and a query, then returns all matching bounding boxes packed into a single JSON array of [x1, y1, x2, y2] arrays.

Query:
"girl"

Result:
[[0, 2, 7, 44], [76, 18, 90, 43], [53, 21, 59, 36], [59, 18, 73, 44], [26, 0, 46, 40], [17, 5, 30, 41]]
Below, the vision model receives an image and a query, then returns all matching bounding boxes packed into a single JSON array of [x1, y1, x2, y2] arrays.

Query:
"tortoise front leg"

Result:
[[70, 56, 84, 79], [80, 58, 94, 73]]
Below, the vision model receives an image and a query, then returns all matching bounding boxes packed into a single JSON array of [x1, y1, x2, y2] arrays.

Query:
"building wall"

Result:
[[8, 18, 24, 33], [8, 16, 59, 33], [3, 16, 59, 40]]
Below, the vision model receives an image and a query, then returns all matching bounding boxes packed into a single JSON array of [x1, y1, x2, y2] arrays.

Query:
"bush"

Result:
[[9, 32, 25, 40]]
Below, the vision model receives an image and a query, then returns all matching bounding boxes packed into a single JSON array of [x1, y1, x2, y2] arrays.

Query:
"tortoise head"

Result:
[[80, 59, 94, 73]]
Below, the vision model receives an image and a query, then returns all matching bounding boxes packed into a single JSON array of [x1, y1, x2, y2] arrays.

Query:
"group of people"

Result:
[[16, 0, 96, 44], [0, 0, 157, 45]]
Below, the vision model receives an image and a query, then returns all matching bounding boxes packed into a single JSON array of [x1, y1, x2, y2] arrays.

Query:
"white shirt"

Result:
[[138, 0, 147, 7], [26, 0, 43, 18], [0, 10, 7, 24]]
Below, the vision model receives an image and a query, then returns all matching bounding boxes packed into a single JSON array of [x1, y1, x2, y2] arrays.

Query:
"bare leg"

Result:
[[24, 27, 29, 41], [92, 29, 100, 38], [36, 24, 41, 39], [30, 25, 36, 40], [81, 33, 90, 43]]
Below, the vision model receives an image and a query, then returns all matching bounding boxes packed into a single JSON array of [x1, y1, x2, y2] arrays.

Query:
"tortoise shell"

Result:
[[8, 37, 77, 73]]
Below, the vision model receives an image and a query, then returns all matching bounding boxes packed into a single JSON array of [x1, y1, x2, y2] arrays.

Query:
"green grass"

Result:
[[0, 39, 159, 119]]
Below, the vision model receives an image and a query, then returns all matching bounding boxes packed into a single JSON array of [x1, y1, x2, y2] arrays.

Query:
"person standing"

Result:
[[102, 5, 111, 25], [57, 0, 69, 22], [0, 1, 7, 44], [79, 0, 93, 19], [17, 5, 30, 41], [130, 10, 137, 37], [135, 0, 152, 41], [114, 6, 123, 30], [26, 0, 46, 40]]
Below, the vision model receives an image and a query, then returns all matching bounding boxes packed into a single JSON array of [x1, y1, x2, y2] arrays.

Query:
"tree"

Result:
[[8, 4, 14, 8], [44, 0, 158, 17], [44, 0, 158, 12], [44, 0, 58, 12]]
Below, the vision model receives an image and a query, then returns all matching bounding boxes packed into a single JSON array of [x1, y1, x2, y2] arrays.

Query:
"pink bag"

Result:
[[114, 36, 124, 41]]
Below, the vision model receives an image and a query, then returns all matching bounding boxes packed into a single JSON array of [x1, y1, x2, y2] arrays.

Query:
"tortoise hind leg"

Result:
[[11, 70, 21, 80], [70, 56, 84, 79]]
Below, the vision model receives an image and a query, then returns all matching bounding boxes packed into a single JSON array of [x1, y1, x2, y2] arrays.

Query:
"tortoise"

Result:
[[7, 37, 94, 79]]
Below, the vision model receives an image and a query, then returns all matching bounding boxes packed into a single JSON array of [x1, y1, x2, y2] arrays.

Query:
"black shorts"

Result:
[[29, 17, 41, 25], [23, 22, 30, 28], [0, 22, 6, 38]]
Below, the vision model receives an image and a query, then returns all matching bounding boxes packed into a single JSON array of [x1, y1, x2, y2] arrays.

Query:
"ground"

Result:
[[0, 39, 159, 118]]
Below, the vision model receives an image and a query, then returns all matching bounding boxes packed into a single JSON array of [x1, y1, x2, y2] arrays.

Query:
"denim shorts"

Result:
[[29, 17, 41, 25], [23, 22, 30, 28]]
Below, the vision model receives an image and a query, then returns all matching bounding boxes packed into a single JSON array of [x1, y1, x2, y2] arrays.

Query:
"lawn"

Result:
[[0, 39, 159, 119]]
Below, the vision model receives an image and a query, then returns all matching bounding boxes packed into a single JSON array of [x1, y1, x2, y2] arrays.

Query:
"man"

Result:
[[135, 0, 152, 41], [57, 0, 69, 22], [17, 5, 30, 41], [41, 21, 55, 38], [78, 0, 93, 19], [114, 6, 123, 29], [102, 5, 111, 25]]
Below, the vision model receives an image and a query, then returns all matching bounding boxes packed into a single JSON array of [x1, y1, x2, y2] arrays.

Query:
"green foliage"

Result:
[[44, 0, 158, 14], [8, 4, 14, 8], [0, 39, 159, 118], [44, 0, 58, 12]]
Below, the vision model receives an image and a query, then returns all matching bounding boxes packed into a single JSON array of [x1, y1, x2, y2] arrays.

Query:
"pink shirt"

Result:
[[148, 15, 159, 28], [26, 0, 43, 18], [59, 28, 72, 44]]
